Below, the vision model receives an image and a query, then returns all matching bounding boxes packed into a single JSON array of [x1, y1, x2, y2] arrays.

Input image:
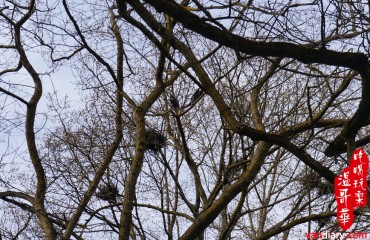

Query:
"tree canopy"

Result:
[[1, 0, 370, 239]]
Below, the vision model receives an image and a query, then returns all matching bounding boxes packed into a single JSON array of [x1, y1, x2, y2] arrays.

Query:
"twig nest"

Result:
[[144, 129, 166, 152], [300, 170, 321, 190], [314, 216, 333, 228], [300, 171, 334, 195], [96, 183, 119, 202], [317, 182, 334, 195]]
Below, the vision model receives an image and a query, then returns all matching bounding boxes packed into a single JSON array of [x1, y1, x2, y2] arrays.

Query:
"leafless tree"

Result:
[[1, 0, 370, 239]]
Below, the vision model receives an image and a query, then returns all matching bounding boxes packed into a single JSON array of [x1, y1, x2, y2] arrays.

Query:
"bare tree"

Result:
[[1, 0, 370, 239]]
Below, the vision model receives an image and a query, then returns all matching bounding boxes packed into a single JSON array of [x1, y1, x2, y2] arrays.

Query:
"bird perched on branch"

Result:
[[170, 94, 180, 111], [116, 0, 127, 16], [190, 88, 203, 104]]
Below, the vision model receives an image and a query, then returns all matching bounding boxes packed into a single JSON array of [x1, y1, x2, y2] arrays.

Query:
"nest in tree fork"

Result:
[[300, 171, 334, 195], [144, 129, 166, 152], [96, 183, 118, 202], [300, 171, 321, 190], [316, 181, 334, 195]]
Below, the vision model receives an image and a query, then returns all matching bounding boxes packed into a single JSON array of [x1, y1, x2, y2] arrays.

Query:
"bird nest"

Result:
[[314, 216, 333, 228], [300, 171, 334, 195], [96, 183, 119, 202], [144, 129, 166, 152], [317, 182, 334, 195], [300, 171, 322, 190]]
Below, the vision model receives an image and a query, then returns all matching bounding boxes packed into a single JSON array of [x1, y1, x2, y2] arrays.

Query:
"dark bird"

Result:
[[170, 94, 179, 111], [190, 89, 203, 104], [116, 0, 127, 16]]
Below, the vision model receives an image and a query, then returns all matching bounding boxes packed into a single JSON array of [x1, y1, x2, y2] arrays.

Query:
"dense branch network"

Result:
[[1, 0, 370, 239]]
